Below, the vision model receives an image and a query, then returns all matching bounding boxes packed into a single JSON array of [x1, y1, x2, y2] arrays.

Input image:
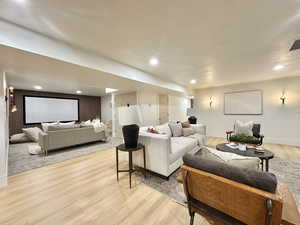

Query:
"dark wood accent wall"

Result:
[[9, 89, 101, 135]]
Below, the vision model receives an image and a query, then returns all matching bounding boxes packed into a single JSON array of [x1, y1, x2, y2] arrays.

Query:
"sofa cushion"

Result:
[[183, 153, 277, 193], [170, 137, 198, 163], [41, 122, 59, 132], [168, 123, 183, 137], [48, 122, 77, 131], [196, 147, 260, 170], [187, 133, 205, 146], [182, 128, 195, 137], [155, 123, 172, 137]]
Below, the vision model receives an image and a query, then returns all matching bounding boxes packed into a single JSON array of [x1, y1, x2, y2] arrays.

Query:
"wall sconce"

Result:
[[280, 91, 286, 105], [9, 86, 17, 112], [209, 97, 213, 108]]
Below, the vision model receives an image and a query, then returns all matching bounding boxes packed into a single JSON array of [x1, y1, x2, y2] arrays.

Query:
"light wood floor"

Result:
[[1, 137, 300, 225], [0, 148, 210, 225]]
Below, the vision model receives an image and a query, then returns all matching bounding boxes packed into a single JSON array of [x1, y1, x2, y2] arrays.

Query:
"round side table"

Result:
[[116, 143, 146, 188]]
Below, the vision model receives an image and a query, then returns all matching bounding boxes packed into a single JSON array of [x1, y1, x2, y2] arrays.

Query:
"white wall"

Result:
[[168, 95, 190, 122], [195, 77, 300, 146], [137, 92, 159, 126], [0, 72, 8, 187], [101, 95, 112, 123]]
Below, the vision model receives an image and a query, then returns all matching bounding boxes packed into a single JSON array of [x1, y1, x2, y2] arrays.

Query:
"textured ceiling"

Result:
[[1, 0, 300, 89]]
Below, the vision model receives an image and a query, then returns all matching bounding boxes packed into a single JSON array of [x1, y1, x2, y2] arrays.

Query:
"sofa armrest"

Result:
[[135, 132, 171, 176], [190, 124, 206, 136]]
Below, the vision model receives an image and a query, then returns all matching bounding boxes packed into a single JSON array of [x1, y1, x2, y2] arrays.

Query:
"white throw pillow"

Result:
[[155, 123, 172, 137], [10, 133, 31, 143], [168, 123, 183, 137], [41, 122, 59, 132], [22, 127, 43, 142], [234, 120, 253, 136]]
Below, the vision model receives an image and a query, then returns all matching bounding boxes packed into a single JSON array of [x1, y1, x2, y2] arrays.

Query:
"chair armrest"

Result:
[[190, 124, 206, 136], [226, 130, 234, 134]]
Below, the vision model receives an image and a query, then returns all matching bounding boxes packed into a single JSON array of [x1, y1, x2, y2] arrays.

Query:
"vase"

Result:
[[122, 124, 139, 148]]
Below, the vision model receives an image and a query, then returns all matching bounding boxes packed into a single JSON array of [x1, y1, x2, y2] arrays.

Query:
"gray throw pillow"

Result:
[[22, 127, 43, 142], [168, 123, 183, 137]]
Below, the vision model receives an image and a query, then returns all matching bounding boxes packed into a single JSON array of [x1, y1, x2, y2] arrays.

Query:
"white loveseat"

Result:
[[132, 123, 206, 178]]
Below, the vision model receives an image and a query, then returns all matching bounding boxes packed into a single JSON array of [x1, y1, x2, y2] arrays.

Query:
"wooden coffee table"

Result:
[[216, 143, 274, 172]]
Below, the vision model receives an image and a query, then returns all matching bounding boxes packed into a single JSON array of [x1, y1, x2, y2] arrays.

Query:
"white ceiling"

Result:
[[1, 0, 300, 89], [0, 45, 181, 97]]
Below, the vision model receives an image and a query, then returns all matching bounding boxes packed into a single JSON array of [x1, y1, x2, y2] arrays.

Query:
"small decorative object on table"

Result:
[[238, 143, 247, 151]]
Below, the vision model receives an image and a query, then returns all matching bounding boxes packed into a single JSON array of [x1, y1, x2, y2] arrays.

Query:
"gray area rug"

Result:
[[140, 156, 300, 211], [8, 137, 122, 176]]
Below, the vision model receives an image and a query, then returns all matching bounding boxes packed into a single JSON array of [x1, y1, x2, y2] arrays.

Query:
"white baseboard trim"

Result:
[[0, 175, 7, 188]]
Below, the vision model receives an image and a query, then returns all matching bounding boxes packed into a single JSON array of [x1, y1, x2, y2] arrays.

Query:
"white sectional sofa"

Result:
[[132, 123, 206, 178]]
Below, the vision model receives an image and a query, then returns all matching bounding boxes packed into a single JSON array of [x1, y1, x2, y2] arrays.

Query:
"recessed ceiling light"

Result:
[[149, 57, 159, 66], [190, 79, 197, 84], [76, 90, 82, 94], [105, 88, 118, 93], [13, 0, 25, 3], [273, 64, 285, 71], [34, 85, 42, 90]]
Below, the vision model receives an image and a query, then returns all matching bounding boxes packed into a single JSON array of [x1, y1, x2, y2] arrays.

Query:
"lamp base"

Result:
[[188, 116, 197, 124], [122, 124, 139, 148]]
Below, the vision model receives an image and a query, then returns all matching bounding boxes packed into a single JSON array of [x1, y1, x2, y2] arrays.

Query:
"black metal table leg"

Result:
[[116, 147, 119, 181], [261, 159, 264, 171], [129, 151, 132, 188], [143, 146, 146, 178], [115, 143, 146, 189], [265, 159, 269, 172]]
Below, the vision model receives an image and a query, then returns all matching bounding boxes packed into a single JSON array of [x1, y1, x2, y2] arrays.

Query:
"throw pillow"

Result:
[[168, 123, 183, 137], [234, 120, 253, 136], [147, 127, 160, 134], [22, 127, 43, 142], [182, 127, 195, 137], [81, 120, 92, 127], [48, 123, 76, 131], [41, 122, 59, 132], [155, 123, 172, 137], [10, 133, 31, 144], [181, 122, 191, 128]]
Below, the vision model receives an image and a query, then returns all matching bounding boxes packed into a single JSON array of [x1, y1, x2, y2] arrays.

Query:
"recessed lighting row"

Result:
[[34, 85, 82, 94]]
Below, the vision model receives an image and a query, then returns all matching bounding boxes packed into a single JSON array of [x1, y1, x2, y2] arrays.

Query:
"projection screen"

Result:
[[24, 96, 79, 124]]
